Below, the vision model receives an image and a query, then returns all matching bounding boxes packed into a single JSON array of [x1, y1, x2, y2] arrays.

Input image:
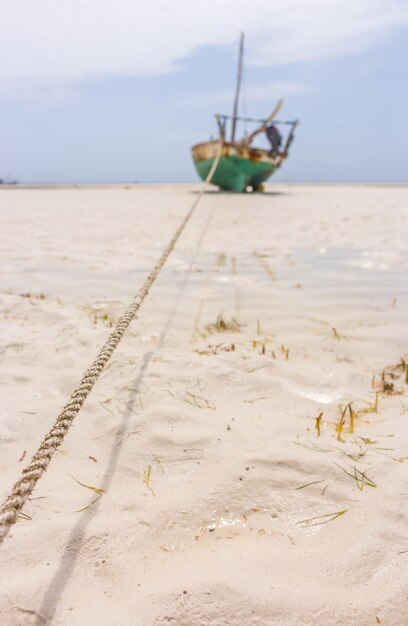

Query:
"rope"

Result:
[[0, 144, 223, 545]]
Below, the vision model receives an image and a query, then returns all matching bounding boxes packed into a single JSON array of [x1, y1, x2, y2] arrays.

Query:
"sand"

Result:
[[0, 183, 407, 625]]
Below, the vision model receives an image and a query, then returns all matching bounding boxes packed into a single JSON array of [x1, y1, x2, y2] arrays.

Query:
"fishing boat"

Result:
[[0, 176, 18, 185], [191, 34, 299, 193]]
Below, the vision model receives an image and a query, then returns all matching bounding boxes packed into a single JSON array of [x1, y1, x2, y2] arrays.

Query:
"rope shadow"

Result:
[[189, 189, 287, 197], [36, 202, 216, 624]]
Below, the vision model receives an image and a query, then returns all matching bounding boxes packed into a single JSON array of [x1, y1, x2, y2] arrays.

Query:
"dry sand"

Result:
[[0, 183, 407, 625]]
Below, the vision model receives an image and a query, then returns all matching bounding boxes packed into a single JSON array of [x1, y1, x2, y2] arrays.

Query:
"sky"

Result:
[[1, 0, 408, 183]]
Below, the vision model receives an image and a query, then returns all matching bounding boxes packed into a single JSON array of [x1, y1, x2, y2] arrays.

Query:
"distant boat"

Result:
[[191, 34, 299, 193], [0, 176, 18, 185]]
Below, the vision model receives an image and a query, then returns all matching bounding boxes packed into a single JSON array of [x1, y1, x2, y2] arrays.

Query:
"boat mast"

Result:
[[230, 32, 244, 144]]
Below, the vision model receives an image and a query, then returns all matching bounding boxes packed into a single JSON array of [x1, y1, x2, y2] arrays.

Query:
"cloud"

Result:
[[1, 0, 407, 88]]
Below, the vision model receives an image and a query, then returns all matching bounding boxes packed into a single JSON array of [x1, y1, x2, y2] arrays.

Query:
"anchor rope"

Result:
[[0, 143, 223, 545]]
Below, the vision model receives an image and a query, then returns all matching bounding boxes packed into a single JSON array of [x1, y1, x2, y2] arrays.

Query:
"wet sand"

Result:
[[0, 183, 407, 625]]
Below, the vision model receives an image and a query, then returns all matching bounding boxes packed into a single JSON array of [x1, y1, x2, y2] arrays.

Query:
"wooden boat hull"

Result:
[[191, 140, 282, 192]]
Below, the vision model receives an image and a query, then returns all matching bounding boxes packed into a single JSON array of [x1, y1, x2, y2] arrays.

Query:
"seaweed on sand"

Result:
[[70, 475, 105, 512], [143, 456, 162, 496], [297, 509, 347, 527]]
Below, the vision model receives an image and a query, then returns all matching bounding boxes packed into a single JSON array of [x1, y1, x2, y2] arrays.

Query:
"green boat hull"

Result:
[[192, 140, 282, 192]]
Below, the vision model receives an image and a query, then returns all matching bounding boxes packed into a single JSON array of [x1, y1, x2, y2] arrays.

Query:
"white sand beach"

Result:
[[0, 183, 407, 625]]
